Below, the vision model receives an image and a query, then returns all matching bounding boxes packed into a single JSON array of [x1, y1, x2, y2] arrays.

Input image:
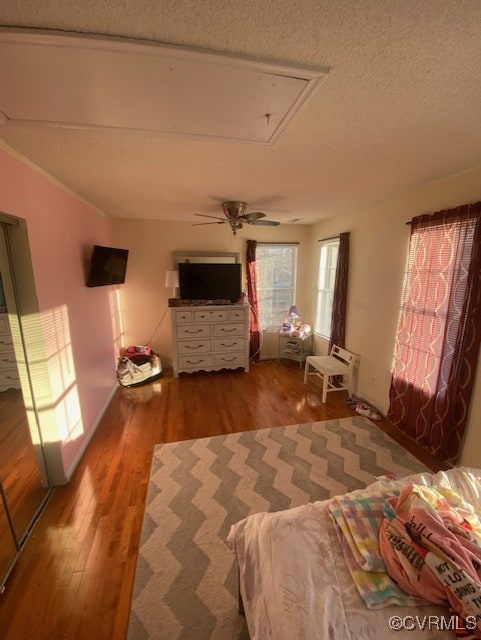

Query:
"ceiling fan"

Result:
[[193, 201, 280, 236]]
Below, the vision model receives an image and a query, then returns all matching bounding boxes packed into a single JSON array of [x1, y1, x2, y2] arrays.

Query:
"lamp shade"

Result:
[[288, 305, 300, 318], [165, 270, 179, 288]]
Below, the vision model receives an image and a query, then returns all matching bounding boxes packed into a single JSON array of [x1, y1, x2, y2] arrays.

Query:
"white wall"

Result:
[[306, 167, 481, 466], [113, 219, 311, 364]]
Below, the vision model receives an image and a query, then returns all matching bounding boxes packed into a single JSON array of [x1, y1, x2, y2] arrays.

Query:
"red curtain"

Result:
[[388, 201, 481, 465], [246, 240, 260, 361], [329, 232, 350, 350]]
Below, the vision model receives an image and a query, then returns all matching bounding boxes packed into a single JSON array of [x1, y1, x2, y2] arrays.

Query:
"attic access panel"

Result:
[[0, 29, 328, 145]]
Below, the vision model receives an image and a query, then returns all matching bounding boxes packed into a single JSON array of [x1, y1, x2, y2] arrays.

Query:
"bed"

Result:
[[228, 467, 481, 640]]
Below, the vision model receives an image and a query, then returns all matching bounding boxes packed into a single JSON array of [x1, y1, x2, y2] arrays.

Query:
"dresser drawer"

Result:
[[178, 339, 211, 355], [0, 350, 17, 366], [0, 336, 14, 352], [0, 367, 20, 384], [213, 323, 245, 337], [229, 308, 247, 321], [178, 354, 213, 369], [193, 309, 229, 322], [213, 337, 245, 352], [213, 352, 245, 367], [174, 311, 194, 324], [0, 380, 21, 392], [177, 324, 211, 339], [0, 316, 9, 333]]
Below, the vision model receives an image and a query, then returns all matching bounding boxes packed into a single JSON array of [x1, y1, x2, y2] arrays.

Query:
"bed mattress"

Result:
[[228, 467, 481, 640]]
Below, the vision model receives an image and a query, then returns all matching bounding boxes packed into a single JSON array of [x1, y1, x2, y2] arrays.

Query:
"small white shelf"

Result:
[[278, 333, 313, 368]]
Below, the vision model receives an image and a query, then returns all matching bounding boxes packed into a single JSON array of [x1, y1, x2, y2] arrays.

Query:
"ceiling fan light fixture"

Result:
[[222, 201, 247, 218]]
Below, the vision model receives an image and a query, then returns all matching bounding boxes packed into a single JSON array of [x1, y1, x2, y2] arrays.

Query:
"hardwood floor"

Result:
[[0, 361, 444, 639]]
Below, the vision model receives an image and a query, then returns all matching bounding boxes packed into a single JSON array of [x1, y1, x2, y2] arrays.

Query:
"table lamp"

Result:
[[165, 270, 179, 297], [287, 305, 300, 326]]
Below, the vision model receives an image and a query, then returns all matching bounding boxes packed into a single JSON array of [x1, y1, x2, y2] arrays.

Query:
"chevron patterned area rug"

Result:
[[128, 416, 428, 640]]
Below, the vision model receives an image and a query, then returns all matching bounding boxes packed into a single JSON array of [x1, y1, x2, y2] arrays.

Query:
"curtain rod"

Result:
[[256, 241, 300, 245], [317, 235, 339, 242]]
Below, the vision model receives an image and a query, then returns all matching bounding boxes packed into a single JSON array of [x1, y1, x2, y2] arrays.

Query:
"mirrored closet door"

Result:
[[0, 222, 50, 589], [0, 481, 18, 591]]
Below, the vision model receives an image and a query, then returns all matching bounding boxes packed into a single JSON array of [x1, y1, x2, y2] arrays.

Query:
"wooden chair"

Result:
[[303, 345, 355, 403]]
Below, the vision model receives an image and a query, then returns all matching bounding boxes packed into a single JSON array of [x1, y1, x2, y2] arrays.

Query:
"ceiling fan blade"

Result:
[[241, 211, 266, 223], [250, 219, 280, 226], [192, 221, 226, 226], [195, 213, 226, 221]]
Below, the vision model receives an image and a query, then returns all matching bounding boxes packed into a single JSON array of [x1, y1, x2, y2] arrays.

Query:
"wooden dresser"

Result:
[[170, 303, 250, 378], [0, 314, 20, 392]]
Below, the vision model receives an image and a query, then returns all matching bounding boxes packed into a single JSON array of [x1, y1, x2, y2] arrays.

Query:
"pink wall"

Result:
[[0, 146, 117, 479]]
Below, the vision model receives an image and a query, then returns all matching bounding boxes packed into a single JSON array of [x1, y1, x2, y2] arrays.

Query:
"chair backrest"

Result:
[[329, 345, 355, 371]]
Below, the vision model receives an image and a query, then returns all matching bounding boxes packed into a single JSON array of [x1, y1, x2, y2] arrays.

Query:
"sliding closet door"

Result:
[[0, 481, 18, 590], [0, 221, 50, 585]]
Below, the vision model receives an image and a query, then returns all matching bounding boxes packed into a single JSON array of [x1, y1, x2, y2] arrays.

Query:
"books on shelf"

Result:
[[279, 331, 312, 363], [283, 340, 302, 353]]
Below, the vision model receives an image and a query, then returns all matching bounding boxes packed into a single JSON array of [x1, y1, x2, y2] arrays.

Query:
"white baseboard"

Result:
[[65, 384, 118, 482]]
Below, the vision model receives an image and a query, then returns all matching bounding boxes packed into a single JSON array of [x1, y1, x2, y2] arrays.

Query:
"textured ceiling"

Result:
[[0, 31, 328, 144], [0, 0, 480, 224]]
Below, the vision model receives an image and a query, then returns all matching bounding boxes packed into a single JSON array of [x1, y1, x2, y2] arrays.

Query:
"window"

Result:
[[256, 244, 298, 330], [388, 202, 481, 464], [392, 218, 475, 395], [315, 239, 339, 338]]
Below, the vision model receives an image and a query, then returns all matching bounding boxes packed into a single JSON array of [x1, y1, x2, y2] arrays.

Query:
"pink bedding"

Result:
[[228, 467, 481, 640]]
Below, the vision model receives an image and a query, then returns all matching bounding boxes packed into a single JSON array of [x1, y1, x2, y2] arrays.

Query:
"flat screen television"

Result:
[[178, 263, 241, 302], [86, 245, 129, 287]]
